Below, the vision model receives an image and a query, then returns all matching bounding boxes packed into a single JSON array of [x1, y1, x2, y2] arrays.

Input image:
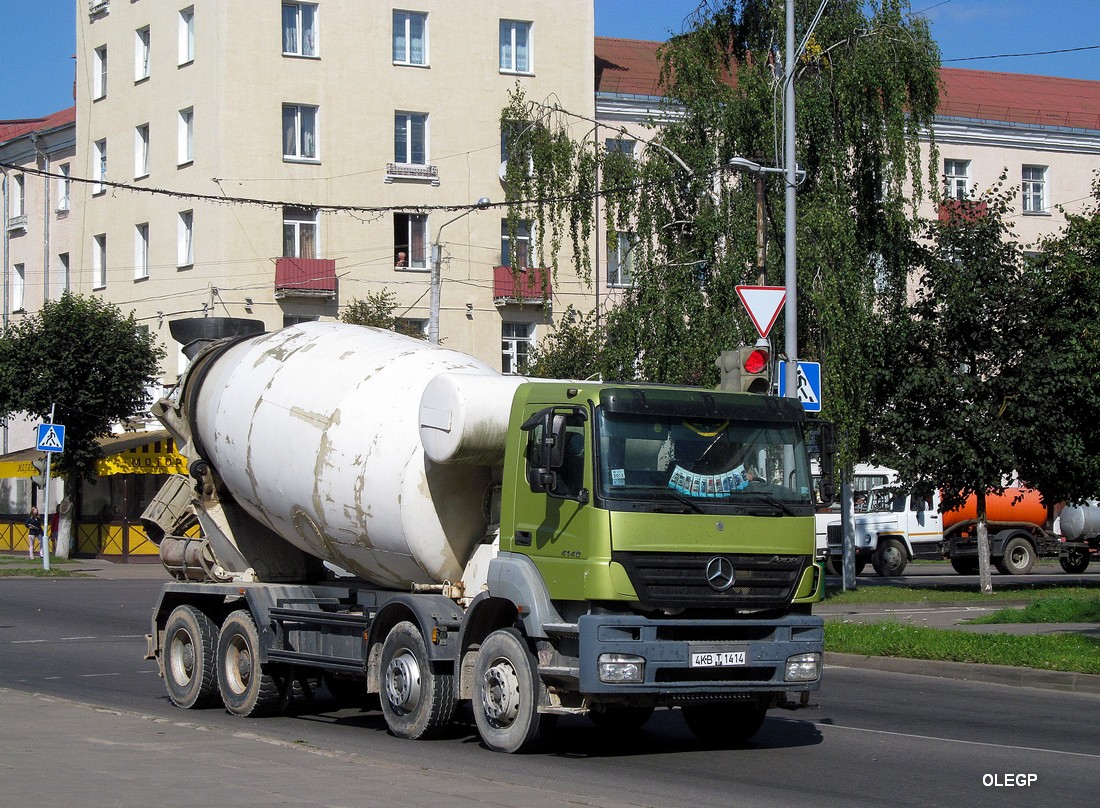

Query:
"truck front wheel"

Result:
[[217, 610, 281, 717], [473, 628, 555, 753], [163, 605, 220, 709], [682, 700, 767, 745], [872, 538, 908, 576], [379, 621, 455, 740], [1059, 550, 1090, 574], [995, 537, 1036, 575]]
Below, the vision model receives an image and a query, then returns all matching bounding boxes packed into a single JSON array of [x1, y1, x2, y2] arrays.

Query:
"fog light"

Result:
[[598, 653, 645, 683], [785, 652, 821, 682]]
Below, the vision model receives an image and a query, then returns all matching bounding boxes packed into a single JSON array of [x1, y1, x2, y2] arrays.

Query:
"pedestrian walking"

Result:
[[26, 506, 44, 558]]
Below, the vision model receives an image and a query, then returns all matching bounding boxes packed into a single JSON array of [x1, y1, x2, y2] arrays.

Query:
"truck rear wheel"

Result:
[[995, 536, 1035, 575], [1059, 550, 1090, 574], [682, 700, 767, 745], [872, 538, 907, 576], [473, 628, 555, 753], [950, 557, 979, 575], [379, 621, 455, 740], [217, 610, 281, 717], [163, 605, 219, 709]]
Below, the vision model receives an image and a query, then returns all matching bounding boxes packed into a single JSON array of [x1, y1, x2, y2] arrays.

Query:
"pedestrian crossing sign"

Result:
[[777, 361, 822, 413], [36, 423, 66, 453]]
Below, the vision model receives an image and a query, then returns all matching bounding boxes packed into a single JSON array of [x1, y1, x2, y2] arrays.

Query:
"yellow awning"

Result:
[[0, 430, 188, 478]]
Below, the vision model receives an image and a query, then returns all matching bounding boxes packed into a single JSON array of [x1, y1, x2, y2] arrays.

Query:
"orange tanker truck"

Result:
[[940, 488, 1054, 575]]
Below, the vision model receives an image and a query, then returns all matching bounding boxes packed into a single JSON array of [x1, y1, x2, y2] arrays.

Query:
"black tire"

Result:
[[163, 605, 220, 709], [587, 703, 655, 732], [379, 621, 455, 740], [473, 628, 555, 753], [855, 559, 867, 576], [872, 538, 907, 576], [827, 557, 867, 576], [950, 557, 979, 575], [996, 536, 1035, 575], [682, 700, 767, 746], [1059, 550, 1090, 574], [217, 610, 281, 717]]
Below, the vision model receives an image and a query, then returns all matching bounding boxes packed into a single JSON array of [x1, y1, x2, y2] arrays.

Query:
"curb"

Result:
[[825, 651, 1100, 695]]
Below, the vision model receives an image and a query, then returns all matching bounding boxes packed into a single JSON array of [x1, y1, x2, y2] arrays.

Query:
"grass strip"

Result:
[[965, 594, 1100, 624], [823, 584, 1099, 606], [825, 620, 1100, 675], [0, 556, 84, 577]]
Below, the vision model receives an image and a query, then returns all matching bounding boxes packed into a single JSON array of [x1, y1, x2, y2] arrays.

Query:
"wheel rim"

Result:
[[384, 649, 422, 714], [168, 629, 196, 687], [481, 657, 521, 729], [1009, 546, 1028, 567], [223, 634, 252, 696], [883, 545, 902, 569]]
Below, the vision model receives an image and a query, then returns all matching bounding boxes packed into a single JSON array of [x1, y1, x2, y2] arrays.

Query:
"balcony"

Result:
[[6, 214, 27, 233], [385, 162, 440, 186], [493, 265, 551, 306], [274, 257, 337, 299], [937, 199, 988, 224], [88, 0, 109, 15]]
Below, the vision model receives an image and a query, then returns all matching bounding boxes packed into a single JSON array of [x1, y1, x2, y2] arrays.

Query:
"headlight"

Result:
[[785, 652, 821, 682], [863, 533, 873, 546], [598, 653, 645, 683]]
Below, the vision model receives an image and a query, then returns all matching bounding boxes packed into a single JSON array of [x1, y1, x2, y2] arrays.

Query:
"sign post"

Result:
[[35, 407, 65, 571]]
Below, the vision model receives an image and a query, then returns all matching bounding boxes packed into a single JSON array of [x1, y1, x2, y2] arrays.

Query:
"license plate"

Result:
[[690, 649, 747, 668]]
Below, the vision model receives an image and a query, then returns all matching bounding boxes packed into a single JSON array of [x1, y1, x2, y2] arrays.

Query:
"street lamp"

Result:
[[429, 197, 492, 345]]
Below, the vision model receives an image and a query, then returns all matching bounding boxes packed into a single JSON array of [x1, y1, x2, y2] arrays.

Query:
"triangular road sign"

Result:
[[735, 285, 786, 338]]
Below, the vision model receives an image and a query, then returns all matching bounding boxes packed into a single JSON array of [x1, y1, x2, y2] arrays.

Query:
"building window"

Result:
[[283, 104, 318, 160], [178, 108, 194, 165], [499, 20, 532, 74], [10, 173, 25, 218], [93, 46, 108, 99], [56, 164, 71, 212], [607, 232, 635, 287], [135, 223, 150, 280], [93, 234, 107, 289], [135, 124, 150, 178], [283, 314, 320, 327], [135, 26, 151, 81], [12, 264, 25, 312], [605, 137, 636, 157], [393, 213, 428, 269], [502, 322, 533, 375], [282, 2, 318, 57], [393, 11, 427, 65], [58, 253, 70, 293], [394, 112, 427, 165], [283, 207, 318, 258], [944, 159, 970, 200], [93, 138, 108, 195], [179, 6, 195, 65], [396, 318, 427, 338], [501, 219, 532, 269], [1022, 165, 1048, 214], [178, 210, 194, 267]]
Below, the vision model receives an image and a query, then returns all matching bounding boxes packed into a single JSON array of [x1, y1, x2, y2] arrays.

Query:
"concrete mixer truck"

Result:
[[141, 320, 831, 753]]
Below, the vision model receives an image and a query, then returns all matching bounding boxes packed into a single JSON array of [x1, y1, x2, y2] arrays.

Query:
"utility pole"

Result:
[[783, 0, 798, 402], [429, 198, 491, 345]]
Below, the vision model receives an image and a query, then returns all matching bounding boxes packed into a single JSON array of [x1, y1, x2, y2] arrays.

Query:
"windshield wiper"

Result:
[[663, 489, 705, 513], [741, 491, 798, 516]]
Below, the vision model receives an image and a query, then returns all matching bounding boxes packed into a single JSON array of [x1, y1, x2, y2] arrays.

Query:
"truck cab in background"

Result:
[[826, 485, 943, 576]]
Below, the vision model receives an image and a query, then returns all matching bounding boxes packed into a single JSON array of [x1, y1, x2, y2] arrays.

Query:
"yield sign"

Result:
[[735, 285, 786, 338]]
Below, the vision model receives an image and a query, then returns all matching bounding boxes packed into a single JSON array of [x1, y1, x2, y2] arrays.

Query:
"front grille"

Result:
[[655, 666, 775, 683], [613, 552, 807, 610], [827, 524, 843, 547]]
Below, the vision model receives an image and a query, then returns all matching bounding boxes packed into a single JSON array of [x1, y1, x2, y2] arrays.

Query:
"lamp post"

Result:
[[429, 197, 491, 345]]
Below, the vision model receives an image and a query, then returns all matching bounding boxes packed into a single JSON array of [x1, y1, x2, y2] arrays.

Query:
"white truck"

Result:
[[141, 320, 831, 752], [825, 486, 943, 576]]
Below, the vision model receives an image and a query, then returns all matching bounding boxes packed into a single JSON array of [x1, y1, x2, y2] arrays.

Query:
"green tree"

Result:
[[1010, 174, 1100, 506], [875, 179, 1028, 592], [0, 292, 165, 482], [526, 306, 605, 380], [341, 289, 425, 338], [501, 0, 940, 468]]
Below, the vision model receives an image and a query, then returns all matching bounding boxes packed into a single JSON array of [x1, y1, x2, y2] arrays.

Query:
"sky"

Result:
[[0, 0, 1097, 121]]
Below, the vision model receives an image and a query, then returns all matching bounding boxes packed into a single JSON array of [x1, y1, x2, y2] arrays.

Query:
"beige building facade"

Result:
[[72, 0, 595, 384]]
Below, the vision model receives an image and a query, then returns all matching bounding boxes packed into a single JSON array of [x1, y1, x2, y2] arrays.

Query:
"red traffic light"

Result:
[[742, 348, 769, 375]]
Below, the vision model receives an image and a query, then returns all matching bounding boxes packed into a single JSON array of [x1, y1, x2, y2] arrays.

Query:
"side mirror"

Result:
[[810, 421, 837, 506], [520, 409, 566, 493]]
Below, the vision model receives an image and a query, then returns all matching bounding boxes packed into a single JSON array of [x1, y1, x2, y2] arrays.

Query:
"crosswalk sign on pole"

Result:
[[37, 423, 66, 453], [777, 361, 822, 412]]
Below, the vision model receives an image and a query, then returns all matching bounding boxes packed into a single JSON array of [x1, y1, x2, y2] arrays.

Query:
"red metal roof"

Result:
[[594, 37, 1100, 131], [0, 106, 76, 145]]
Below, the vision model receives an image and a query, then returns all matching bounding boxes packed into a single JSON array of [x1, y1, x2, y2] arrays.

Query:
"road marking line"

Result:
[[81, 673, 122, 678], [61, 636, 97, 640]]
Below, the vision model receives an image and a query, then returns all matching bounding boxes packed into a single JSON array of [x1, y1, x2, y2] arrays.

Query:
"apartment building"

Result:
[[72, 0, 595, 384], [591, 37, 1100, 310]]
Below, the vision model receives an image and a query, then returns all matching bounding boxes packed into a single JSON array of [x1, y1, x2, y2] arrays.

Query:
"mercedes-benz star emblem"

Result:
[[705, 556, 735, 591]]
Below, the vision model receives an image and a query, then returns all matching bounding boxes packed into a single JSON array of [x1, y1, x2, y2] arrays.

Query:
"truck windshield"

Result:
[[595, 410, 813, 511], [868, 489, 905, 513]]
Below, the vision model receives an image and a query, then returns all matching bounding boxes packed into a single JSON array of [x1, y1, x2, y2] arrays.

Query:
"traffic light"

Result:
[[715, 344, 771, 394], [30, 457, 48, 489]]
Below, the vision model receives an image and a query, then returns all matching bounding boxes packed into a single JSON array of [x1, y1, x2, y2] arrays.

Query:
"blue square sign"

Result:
[[776, 361, 822, 412], [36, 423, 66, 453]]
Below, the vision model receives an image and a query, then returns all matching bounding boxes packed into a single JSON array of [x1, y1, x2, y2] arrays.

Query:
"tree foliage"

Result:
[[0, 293, 164, 478], [526, 306, 605, 380], [341, 289, 425, 339], [501, 0, 940, 466]]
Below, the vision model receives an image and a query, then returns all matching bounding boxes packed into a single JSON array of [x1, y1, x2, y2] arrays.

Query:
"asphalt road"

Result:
[[2, 576, 1098, 808]]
